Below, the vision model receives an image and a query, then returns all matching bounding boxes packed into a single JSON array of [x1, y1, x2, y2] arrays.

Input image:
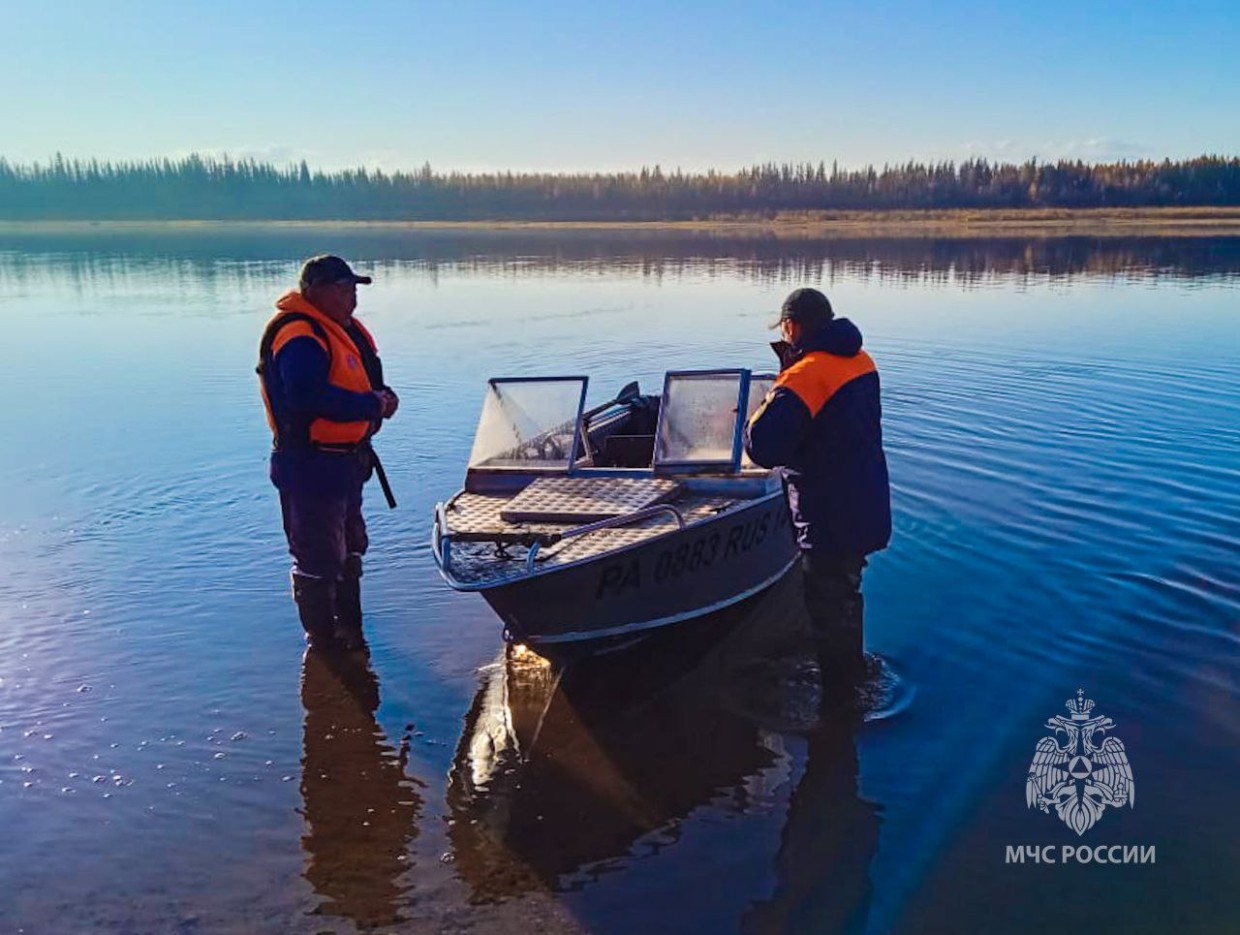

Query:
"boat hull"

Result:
[[477, 493, 799, 654]]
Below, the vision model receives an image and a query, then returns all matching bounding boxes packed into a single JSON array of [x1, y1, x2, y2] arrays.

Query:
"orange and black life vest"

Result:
[[257, 291, 380, 450]]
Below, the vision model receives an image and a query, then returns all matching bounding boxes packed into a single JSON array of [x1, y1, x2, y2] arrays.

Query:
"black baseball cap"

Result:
[[770, 287, 834, 329], [299, 254, 373, 291]]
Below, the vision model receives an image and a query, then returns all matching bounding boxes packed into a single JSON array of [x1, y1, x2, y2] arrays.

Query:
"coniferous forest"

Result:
[[1, 154, 1238, 221]]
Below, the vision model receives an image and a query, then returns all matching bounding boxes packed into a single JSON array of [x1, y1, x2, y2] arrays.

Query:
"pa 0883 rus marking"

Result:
[[594, 505, 788, 600]]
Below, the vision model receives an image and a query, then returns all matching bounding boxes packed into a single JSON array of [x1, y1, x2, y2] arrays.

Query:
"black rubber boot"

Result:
[[837, 592, 865, 676], [292, 572, 337, 649], [803, 554, 867, 707], [814, 593, 866, 712], [332, 553, 366, 652]]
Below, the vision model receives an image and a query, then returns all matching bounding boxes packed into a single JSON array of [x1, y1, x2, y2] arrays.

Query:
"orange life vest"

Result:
[[257, 291, 378, 449]]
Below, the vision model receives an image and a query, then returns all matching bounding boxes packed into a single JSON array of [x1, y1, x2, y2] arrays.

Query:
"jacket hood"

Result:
[[794, 317, 863, 357]]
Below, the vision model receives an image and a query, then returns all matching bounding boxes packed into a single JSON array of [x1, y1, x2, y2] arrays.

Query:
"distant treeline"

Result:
[[2, 153, 1239, 220]]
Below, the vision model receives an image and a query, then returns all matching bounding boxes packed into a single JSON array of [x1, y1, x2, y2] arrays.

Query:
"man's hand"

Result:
[[378, 387, 399, 419], [372, 390, 393, 420], [770, 340, 798, 371]]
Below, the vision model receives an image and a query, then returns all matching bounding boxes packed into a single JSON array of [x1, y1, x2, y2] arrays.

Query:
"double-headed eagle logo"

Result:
[[1026, 689, 1135, 835]]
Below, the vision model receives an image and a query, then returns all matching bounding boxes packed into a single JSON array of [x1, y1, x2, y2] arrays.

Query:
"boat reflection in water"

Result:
[[298, 649, 423, 929], [446, 571, 880, 933]]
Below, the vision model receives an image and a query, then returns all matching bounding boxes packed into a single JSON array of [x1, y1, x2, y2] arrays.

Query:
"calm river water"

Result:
[[0, 227, 1237, 934]]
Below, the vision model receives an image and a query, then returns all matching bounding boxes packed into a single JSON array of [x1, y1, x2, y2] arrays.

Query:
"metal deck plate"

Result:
[[446, 495, 738, 585], [498, 476, 682, 524]]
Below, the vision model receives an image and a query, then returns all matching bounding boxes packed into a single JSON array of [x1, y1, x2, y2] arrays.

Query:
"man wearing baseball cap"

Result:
[[257, 255, 400, 652], [744, 287, 891, 694]]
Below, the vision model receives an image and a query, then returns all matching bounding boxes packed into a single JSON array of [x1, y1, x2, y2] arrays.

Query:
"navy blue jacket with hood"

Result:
[[743, 318, 891, 557]]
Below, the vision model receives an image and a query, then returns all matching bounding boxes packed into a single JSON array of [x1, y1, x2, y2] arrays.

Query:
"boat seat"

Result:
[[600, 434, 655, 468]]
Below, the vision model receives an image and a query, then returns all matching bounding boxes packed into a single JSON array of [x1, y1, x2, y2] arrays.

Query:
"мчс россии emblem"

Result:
[[1026, 689, 1135, 836]]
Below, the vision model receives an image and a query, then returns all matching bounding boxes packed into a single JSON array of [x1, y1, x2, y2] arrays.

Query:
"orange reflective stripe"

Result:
[[270, 320, 327, 357], [774, 350, 877, 417]]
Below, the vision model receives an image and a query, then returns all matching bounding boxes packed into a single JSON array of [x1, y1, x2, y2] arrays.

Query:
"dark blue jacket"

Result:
[[743, 319, 891, 557], [264, 328, 384, 497]]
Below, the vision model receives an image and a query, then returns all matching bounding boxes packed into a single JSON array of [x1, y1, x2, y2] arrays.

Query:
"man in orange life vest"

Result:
[[258, 255, 399, 651], [743, 288, 891, 686]]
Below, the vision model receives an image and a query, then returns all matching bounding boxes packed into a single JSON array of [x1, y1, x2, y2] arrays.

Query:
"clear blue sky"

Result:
[[4, 0, 1237, 173]]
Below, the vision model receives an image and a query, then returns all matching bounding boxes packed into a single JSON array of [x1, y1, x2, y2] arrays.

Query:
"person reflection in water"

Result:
[[743, 708, 880, 935], [299, 649, 421, 928]]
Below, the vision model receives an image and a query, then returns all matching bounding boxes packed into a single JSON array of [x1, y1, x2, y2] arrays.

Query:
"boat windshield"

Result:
[[740, 374, 776, 470], [467, 377, 588, 471], [653, 369, 751, 472]]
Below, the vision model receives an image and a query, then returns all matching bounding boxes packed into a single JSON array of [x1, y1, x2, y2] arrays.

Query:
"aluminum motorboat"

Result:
[[431, 368, 799, 659]]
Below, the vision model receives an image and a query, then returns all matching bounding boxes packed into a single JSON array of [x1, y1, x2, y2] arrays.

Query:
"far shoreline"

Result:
[[3, 207, 1240, 238]]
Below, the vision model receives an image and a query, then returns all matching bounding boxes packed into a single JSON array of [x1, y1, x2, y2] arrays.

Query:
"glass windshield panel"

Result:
[[654, 371, 745, 467], [741, 374, 776, 470], [467, 377, 586, 470]]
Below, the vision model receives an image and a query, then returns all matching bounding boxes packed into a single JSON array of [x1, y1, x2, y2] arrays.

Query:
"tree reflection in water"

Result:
[[299, 649, 422, 928], [3, 229, 1238, 293], [446, 571, 881, 933]]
